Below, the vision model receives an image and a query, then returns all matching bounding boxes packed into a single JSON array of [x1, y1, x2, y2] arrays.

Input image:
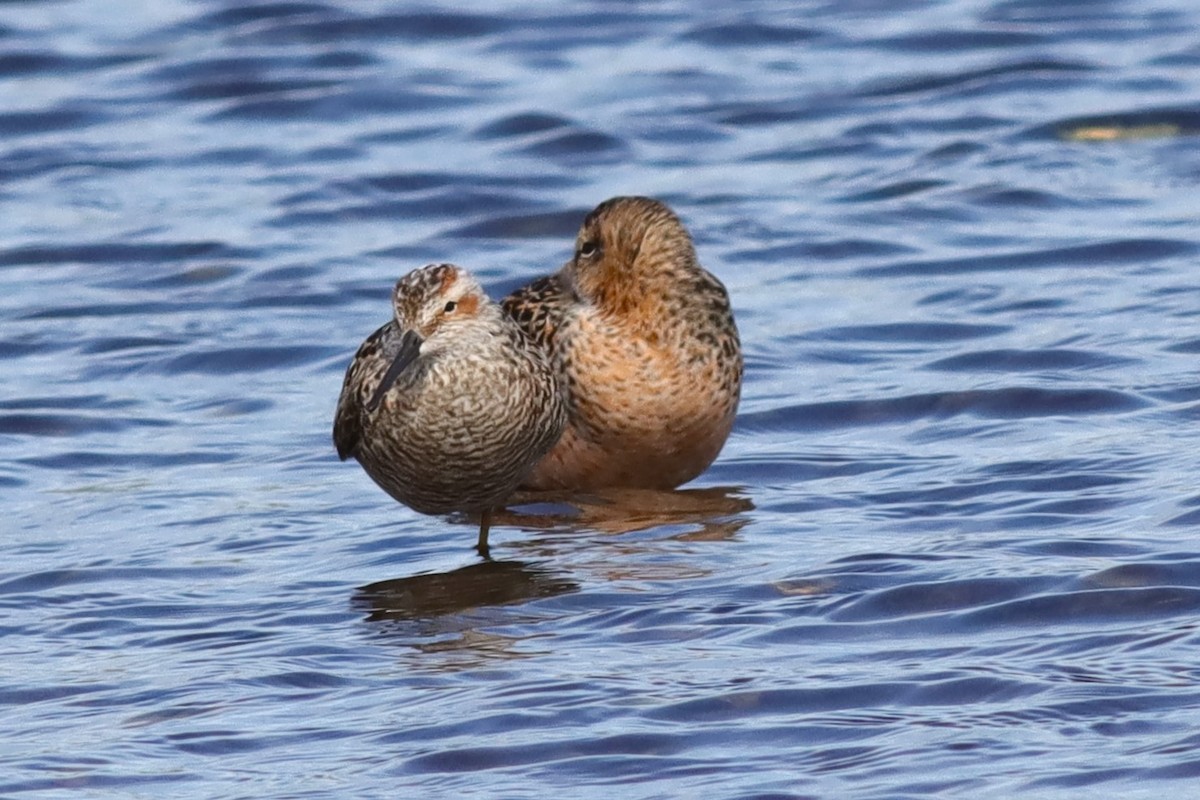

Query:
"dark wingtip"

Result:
[[334, 320, 403, 464], [332, 408, 361, 462]]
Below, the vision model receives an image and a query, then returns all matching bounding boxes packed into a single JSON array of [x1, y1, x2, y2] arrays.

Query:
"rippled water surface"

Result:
[[5, 1, 1200, 797]]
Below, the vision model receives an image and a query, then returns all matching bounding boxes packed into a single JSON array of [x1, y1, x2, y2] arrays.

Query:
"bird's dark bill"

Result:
[[366, 329, 423, 412]]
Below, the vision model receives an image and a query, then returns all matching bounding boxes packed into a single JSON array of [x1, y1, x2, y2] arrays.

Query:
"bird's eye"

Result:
[[579, 240, 599, 258], [443, 300, 457, 313]]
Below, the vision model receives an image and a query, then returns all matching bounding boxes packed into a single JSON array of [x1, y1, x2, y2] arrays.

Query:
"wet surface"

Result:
[[3, 0, 1200, 797]]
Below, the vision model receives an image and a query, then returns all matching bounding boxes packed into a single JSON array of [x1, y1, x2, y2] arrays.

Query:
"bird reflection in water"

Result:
[[354, 486, 752, 664], [358, 485, 751, 618], [500, 484, 753, 542]]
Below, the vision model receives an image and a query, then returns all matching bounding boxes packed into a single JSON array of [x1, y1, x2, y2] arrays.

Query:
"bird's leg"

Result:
[[475, 508, 493, 558]]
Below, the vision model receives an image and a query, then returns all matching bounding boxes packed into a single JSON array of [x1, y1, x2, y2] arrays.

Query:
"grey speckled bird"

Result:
[[333, 263, 566, 553]]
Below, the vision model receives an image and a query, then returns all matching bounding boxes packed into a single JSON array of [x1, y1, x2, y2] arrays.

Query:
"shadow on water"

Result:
[[352, 558, 577, 668], [355, 559, 579, 622]]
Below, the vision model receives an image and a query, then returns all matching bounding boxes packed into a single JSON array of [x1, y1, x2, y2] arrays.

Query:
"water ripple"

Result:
[[859, 239, 1198, 277], [741, 387, 1146, 432]]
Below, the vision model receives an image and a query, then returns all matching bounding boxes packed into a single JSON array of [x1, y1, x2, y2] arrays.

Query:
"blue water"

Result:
[[4, 1, 1200, 797]]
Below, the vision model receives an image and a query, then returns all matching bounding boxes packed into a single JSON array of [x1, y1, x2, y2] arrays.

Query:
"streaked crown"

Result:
[[391, 263, 488, 338]]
